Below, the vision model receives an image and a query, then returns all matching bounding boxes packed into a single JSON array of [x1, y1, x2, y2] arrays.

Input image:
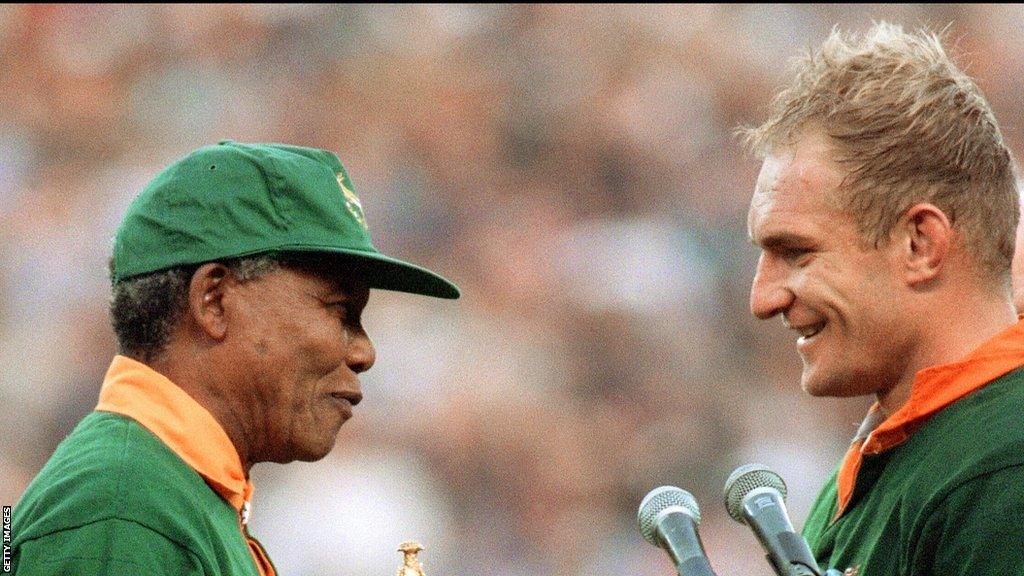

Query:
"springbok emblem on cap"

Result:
[[337, 173, 367, 230]]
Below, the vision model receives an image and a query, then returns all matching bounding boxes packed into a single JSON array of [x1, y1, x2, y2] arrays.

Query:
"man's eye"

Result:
[[781, 247, 812, 263], [344, 306, 361, 325], [333, 303, 364, 327]]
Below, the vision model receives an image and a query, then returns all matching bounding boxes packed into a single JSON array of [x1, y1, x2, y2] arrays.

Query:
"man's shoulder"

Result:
[[892, 367, 1024, 506], [13, 411, 234, 547], [909, 366, 1024, 463]]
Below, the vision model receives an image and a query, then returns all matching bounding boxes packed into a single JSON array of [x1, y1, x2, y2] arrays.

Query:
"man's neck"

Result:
[[875, 292, 1017, 415], [145, 347, 256, 476]]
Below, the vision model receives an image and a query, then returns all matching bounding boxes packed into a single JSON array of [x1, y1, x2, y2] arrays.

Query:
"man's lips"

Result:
[[793, 321, 826, 347], [328, 390, 363, 419], [329, 390, 363, 405]]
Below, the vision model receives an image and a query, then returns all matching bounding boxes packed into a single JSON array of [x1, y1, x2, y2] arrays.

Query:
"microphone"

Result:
[[637, 486, 718, 576], [723, 464, 821, 576]]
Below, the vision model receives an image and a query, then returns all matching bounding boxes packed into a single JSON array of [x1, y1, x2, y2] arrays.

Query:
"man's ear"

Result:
[[895, 203, 952, 287], [188, 263, 232, 341]]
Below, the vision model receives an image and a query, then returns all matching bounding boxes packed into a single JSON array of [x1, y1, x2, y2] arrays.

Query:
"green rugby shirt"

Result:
[[12, 356, 277, 576], [803, 319, 1024, 576]]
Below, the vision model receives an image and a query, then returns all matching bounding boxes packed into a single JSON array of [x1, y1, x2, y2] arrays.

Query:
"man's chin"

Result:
[[801, 380, 833, 397], [800, 366, 825, 396], [293, 451, 332, 463], [801, 364, 840, 397], [801, 371, 865, 398], [272, 438, 339, 464]]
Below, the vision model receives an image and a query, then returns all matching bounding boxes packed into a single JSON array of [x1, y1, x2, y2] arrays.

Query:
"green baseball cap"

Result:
[[112, 140, 460, 299]]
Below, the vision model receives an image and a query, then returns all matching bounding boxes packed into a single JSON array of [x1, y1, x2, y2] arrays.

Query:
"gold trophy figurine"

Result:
[[396, 541, 427, 576]]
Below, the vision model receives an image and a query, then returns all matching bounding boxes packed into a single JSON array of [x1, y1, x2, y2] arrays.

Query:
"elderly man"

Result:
[[745, 24, 1024, 575], [11, 141, 459, 575]]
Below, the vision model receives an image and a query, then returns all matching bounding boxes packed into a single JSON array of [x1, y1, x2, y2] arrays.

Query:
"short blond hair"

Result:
[[743, 22, 1018, 283]]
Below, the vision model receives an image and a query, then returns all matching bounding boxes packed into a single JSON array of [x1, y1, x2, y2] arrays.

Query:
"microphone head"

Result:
[[723, 464, 788, 522], [637, 486, 701, 546]]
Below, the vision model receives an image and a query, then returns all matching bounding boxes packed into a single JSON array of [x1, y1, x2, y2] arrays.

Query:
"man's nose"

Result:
[[750, 252, 794, 320], [347, 330, 376, 374]]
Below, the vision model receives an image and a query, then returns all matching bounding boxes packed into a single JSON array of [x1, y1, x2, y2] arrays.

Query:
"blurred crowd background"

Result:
[[3, 4, 1024, 576]]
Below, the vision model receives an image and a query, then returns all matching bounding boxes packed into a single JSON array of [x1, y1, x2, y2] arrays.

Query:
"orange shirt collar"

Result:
[[95, 355, 253, 513], [834, 317, 1024, 519]]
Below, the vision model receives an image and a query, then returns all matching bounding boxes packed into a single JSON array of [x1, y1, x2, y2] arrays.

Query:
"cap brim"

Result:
[[288, 247, 460, 299]]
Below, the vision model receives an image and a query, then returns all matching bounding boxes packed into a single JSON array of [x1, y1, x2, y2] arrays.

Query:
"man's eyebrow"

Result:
[[750, 232, 814, 249], [320, 286, 362, 301], [322, 283, 371, 304]]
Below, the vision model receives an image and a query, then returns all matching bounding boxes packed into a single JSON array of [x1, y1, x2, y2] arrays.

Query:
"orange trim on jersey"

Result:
[[834, 439, 865, 520], [834, 318, 1024, 519], [248, 537, 277, 576], [96, 355, 252, 510], [96, 357, 277, 575]]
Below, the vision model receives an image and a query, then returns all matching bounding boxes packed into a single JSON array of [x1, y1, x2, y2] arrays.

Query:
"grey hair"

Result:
[[108, 255, 282, 362]]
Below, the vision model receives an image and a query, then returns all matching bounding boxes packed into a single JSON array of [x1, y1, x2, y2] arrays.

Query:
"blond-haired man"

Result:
[[746, 23, 1024, 575]]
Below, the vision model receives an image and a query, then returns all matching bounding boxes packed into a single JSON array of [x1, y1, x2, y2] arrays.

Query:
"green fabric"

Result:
[[113, 140, 459, 299], [12, 411, 267, 576], [802, 368, 1024, 575]]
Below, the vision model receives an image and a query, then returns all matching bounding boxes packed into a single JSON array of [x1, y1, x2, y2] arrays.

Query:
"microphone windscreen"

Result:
[[723, 464, 788, 522], [637, 486, 701, 546]]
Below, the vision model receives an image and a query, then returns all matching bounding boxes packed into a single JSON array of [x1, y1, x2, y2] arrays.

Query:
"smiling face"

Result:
[[748, 132, 915, 399], [227, 261, 376, 464]]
